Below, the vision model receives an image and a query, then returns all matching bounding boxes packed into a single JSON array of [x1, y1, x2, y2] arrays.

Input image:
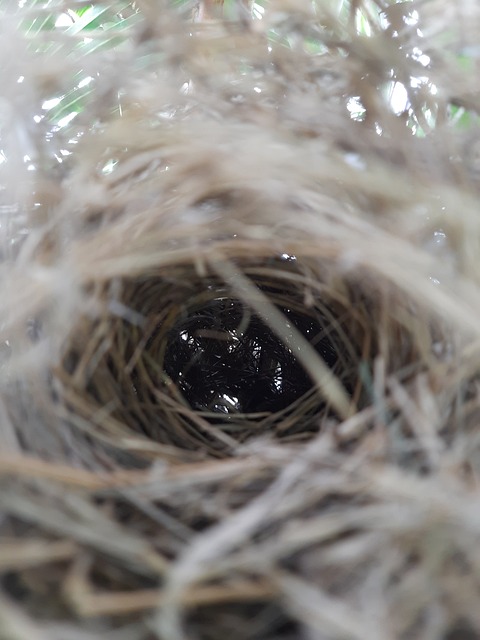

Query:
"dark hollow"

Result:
[[163, 297, 338, 416]]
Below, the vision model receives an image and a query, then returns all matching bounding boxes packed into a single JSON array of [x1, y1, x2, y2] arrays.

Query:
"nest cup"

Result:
[[56, 248, 424, 460]]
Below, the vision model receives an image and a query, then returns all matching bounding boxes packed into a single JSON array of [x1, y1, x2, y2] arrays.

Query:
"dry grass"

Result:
[[1, 1, 480, 638]]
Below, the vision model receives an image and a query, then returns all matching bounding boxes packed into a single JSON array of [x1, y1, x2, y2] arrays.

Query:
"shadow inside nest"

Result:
[[163, 295, 338, 416]]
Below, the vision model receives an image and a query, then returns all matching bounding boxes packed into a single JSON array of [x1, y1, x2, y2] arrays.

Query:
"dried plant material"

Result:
[[1, 1, 480, 639]]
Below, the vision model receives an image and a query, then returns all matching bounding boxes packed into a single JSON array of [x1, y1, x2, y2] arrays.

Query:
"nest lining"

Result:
[[54, 253, 430, 462]]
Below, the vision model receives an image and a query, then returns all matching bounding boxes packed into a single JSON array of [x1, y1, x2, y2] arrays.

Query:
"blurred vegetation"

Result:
[[4, 0, 479, 159]]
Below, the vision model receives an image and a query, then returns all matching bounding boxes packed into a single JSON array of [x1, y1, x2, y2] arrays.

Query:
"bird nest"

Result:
[[3, 1, 480, 640]]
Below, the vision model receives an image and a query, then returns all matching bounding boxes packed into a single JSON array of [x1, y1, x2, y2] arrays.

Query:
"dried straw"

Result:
[[1, 1, 480, 639]]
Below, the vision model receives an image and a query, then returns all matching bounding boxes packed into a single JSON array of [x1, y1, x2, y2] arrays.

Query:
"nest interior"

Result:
[[59, 257, 380, 457], [2, 1, 480, 640]]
